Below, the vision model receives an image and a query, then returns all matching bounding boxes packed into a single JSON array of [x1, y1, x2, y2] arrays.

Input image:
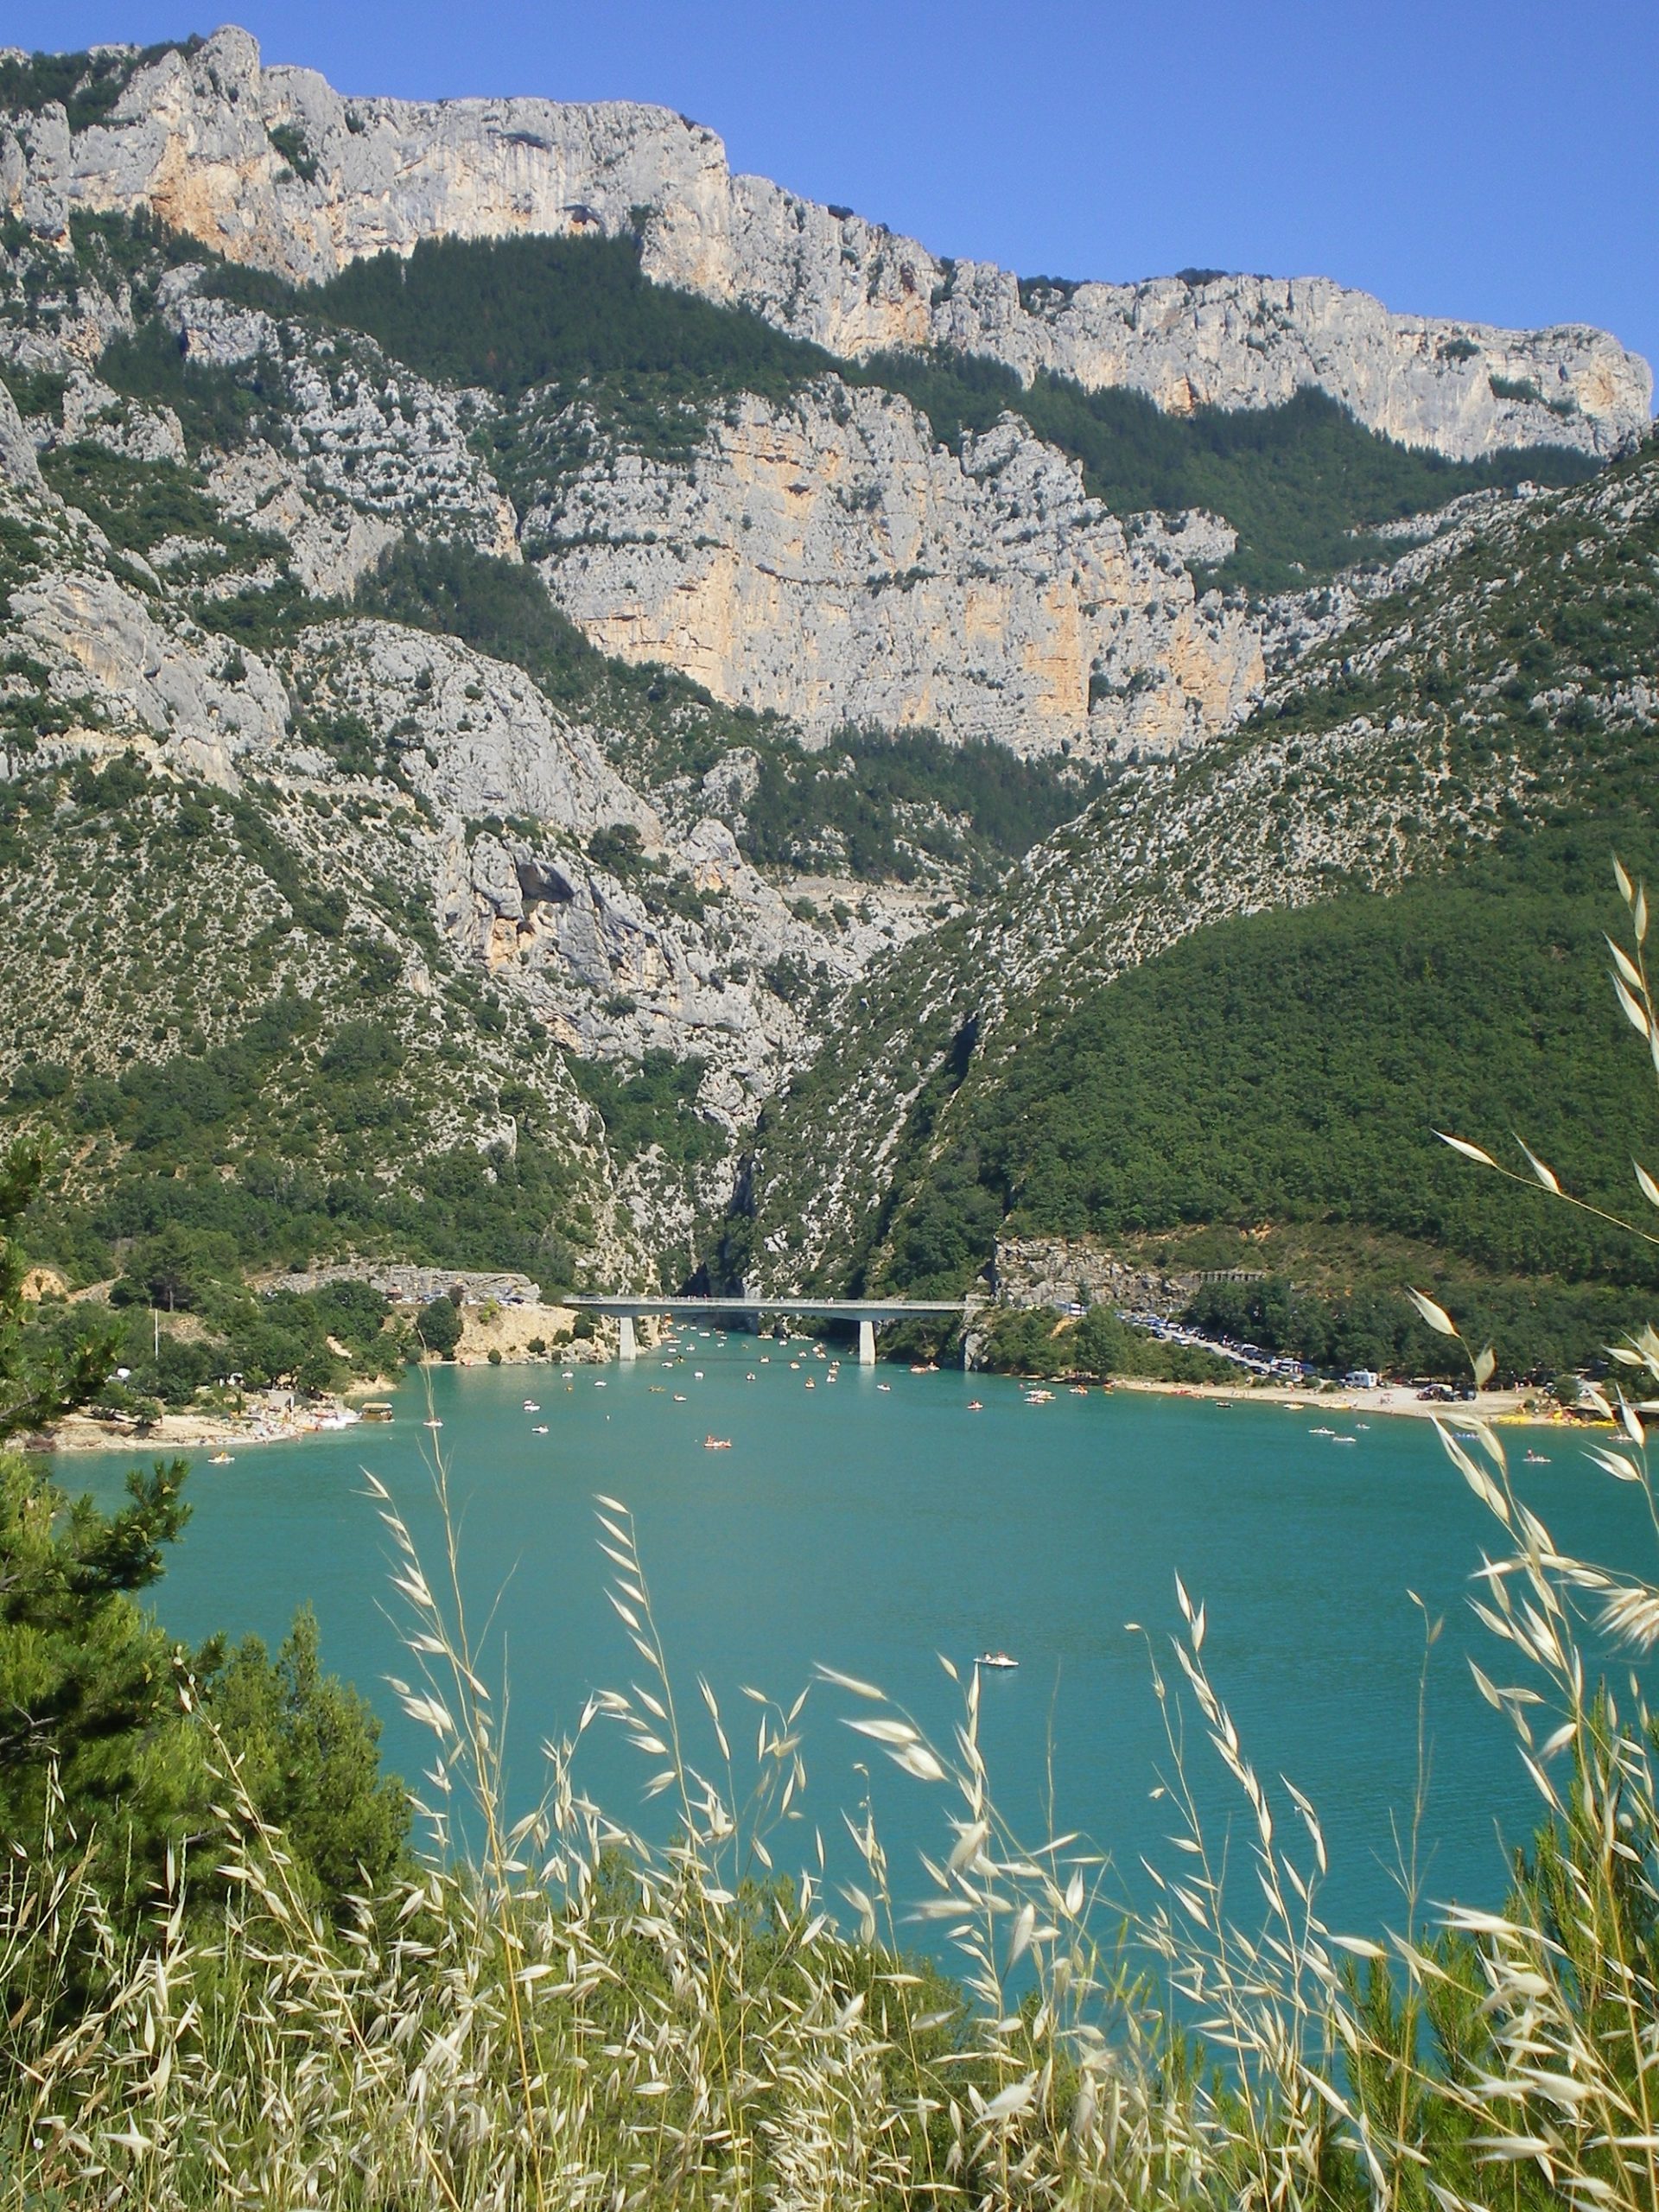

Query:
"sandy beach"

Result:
[[1108, 1376, 1580, 1426]]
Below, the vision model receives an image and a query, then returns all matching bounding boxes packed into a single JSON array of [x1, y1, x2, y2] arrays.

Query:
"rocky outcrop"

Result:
[[168, 283, 518, 557], [529, 380, 1262, 759], [0, 374, 42, 488], [4, 29, 1647, 461], [453, 813, 885, 1106], [991, 1236, 1194, 1319], [293, 618, 661, 839], [10, 564, 289, 782]]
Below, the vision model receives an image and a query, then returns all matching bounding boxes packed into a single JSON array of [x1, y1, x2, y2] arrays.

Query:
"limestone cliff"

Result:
[[3, 28, 1647, 461], [524, 380, 1261, 759]]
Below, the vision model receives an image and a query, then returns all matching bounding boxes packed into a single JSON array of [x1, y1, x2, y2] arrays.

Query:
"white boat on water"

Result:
[[976, 1651, 1019, 1671]]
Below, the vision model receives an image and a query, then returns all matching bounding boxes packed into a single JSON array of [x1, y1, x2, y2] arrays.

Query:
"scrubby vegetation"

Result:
[[0, 759, 594, 1299]]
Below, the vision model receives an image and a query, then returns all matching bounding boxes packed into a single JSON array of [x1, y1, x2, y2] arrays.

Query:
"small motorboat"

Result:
[[1309, 1426, 1335, 1436], [1524, 1449, 1552, 1464], [876, 1382, 891, 1392], [967, 1399, 983, 1411], [976, 1651, 1019, 1671], [804, 1378, 816, 1389], [1332, 1434, 1357, 1446], [704, 1435, 732, 1451], [208, 1451, 234, 1465], [532, 1423, 549, 1435], [524, 1401, 540, 1412], [423, 1417, 443, 1430], [673, 1393, 688, 1402]]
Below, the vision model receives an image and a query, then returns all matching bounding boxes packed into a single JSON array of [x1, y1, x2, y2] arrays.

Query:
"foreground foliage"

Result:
[[3, 1400, 1657, 2209]]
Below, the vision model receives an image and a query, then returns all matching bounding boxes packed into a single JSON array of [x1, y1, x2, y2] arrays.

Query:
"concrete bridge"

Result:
[[566, 1294, 967, 1366]]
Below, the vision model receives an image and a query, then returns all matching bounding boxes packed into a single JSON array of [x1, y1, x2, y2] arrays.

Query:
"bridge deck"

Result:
[[569, 1294, 963, 1322]]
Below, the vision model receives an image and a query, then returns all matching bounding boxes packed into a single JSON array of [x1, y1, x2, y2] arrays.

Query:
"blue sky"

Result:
[[13, 1, 1659, 382]]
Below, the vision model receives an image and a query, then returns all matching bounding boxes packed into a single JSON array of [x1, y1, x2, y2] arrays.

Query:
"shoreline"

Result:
[[1105, 1375, 1573, 1425], [34, 1357, 1590, 1459], [33, 1344, 611, 1456]]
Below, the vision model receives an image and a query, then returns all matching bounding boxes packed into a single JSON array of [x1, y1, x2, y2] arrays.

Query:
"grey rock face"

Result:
[[5, 28, 1647, 460], [454, 812, 876, 1113], [205, 446, 401, 599], [59, 370, 186, 461], [0, 375, 42, 488], [529, 380, 1263, 760], [171, 289, 518, 556], [11, 563, 289, 783], [294, 619, 662, 840]]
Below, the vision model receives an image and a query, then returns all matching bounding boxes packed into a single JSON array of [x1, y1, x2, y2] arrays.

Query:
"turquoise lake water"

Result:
[[56, 1340, 1657, 1946]]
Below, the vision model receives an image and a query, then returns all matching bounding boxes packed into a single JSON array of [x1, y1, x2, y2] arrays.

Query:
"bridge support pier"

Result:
[[619, 1315, 638, 1363], [858, 1319, 876, 1367]]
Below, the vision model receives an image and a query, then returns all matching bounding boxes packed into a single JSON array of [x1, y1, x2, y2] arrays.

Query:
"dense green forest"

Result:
[[740, 727, 1105, 886], [196, 231, 1592, 593], [208, 231, 833, 410], [857, 830, 1659, 1375]]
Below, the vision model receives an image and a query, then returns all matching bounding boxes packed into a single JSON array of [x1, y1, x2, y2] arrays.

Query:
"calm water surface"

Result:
[[57, 1343, 1657, 1942]]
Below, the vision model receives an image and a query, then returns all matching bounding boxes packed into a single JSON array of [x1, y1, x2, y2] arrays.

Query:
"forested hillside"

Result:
[[738, 437, 1659, 1367]]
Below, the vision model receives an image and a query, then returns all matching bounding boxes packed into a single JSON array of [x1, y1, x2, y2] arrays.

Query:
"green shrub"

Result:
[[416, 1294, 462, 1358]]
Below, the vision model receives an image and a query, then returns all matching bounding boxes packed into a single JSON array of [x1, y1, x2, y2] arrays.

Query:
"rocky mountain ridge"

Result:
[[0, 28, 1653, 1311], [4, 26, 1648, 462]]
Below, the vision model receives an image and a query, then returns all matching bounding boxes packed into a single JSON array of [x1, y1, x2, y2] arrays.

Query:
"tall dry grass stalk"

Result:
[[5, 864, 1659, 2207]]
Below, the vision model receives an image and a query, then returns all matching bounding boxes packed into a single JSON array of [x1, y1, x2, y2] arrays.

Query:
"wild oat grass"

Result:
[[7, 868, 1659, 2209]]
